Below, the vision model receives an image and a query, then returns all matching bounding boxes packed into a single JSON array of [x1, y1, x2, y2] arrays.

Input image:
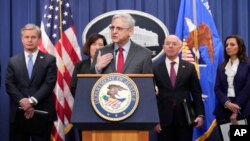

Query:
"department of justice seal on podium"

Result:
[[91, 73, 139, 122]]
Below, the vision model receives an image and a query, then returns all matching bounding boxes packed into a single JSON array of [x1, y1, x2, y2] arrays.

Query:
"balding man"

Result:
[[153, 35, 205, 141]]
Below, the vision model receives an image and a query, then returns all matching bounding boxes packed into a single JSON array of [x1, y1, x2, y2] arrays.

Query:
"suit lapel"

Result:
[[123, 42, 136, 73], [234, 62, 244, 84], [30, 51, 45, 82], [109, 45, 116, 72], [159, 61, 172, 88], [235, 62, 243, 78], [175, 60, 186, 87], [20, 53, 30, 82]]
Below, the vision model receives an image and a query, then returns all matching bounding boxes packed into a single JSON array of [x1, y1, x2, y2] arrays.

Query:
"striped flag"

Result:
[[39, 0, 81, 141], [105, 98, 120, 106]]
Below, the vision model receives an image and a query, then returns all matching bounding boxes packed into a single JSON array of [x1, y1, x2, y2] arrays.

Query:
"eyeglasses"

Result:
[[109, 26, 131, 32]]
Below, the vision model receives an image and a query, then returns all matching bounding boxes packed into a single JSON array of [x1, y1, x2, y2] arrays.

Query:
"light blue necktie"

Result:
[[27, 54, 33, 79]]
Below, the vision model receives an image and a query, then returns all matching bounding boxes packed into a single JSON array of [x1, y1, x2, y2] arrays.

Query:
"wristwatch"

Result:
[[28, 98, 34, 106]]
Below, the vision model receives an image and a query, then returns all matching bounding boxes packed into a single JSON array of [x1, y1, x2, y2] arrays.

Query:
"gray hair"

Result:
[[21, 23, 41, 38], [166, 34, 183, 47], [112, 13, 135, 28]]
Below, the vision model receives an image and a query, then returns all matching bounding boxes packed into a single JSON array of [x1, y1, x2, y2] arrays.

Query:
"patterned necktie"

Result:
[[117, 47, 124, 73], [27, 54, 33, 79], [170, 61, 176, 87]]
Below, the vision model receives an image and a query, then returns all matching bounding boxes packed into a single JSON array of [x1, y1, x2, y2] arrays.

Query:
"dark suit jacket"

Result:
[[91, 41, 153, 74], [5, 51, 57, 123], [153, 59, 204, 127], [70, 59, 91, 96], [214, 60, 250, 120]]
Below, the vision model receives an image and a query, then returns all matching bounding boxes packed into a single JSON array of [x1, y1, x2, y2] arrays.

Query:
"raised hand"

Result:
[[95, 51, 113, 72]]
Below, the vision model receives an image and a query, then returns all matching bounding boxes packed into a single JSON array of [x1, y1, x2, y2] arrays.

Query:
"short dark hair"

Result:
[[82, 33, 107, 56], [223, 35, 247, 65]]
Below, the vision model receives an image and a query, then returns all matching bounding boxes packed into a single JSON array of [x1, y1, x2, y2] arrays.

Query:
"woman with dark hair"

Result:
[[214, 35, 250, 127], [70, 33, 107, 96], [82, 33, 107, 63]]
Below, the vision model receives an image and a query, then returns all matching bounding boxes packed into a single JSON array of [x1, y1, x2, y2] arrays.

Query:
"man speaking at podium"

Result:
[[91, 13, 152, 74]]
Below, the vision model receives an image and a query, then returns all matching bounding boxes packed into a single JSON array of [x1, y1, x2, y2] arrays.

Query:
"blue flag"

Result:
[[175, 0, 224, 140]]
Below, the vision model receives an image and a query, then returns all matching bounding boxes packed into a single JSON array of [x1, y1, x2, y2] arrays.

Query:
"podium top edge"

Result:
[[77, 74, 154, 78]]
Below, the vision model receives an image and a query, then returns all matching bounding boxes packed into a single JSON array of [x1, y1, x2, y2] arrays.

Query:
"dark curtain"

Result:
[[1, 0, 250, 141]]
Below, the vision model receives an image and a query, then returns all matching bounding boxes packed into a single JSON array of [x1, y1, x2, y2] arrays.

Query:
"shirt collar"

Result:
[[24, 49, 39, 57], [225, 58, 239, 71], [114, 40, 131, 52], [24, 49, 39, 61], [165, 57, 179, 65]]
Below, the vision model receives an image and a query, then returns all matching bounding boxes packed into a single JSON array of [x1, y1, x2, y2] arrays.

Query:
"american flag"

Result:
[[39, 0, 81, 141], [105, 99, 120, 106]]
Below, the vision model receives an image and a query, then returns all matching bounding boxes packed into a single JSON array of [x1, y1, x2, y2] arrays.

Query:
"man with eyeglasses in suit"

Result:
[[91, 13, 152, 74]]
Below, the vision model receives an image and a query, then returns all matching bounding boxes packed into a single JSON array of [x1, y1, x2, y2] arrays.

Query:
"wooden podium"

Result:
[[82, 130, 148, 141], [71, 74, 159, 141]]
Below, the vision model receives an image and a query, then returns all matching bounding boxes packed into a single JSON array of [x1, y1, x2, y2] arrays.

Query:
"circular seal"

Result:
[[82, 10, 169, 62], [91, 73, 139, 122]]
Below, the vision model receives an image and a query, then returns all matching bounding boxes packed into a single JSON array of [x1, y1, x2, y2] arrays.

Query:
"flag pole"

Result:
[[59, 0, 74, 135], [59, 0, 65, 74], [192, 0, 200, 79]]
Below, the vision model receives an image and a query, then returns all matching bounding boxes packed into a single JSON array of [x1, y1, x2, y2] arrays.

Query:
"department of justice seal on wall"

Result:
[[91, 73, 139, 122]]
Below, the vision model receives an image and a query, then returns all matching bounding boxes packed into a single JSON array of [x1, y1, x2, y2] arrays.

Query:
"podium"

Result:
[[71, 74, 159, 141]]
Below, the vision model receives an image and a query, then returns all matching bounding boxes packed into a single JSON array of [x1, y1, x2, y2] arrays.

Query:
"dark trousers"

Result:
[[10, 122, 53, 141], [157, 125, 193, 141]]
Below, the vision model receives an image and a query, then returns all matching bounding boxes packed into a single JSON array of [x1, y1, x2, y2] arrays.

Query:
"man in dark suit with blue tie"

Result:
[[153, 35, 205, 141], [91, 13, 152, 74], [5, 24, 57, 141]]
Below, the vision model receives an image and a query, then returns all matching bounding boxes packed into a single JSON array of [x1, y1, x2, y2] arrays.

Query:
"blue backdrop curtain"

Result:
[[1, 0, 250, 141]]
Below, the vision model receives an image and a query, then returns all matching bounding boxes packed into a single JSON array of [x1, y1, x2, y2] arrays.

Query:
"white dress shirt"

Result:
[[165, 57, 179, 76], [225, 58, 239, 97], [24, 49, 39, 69]]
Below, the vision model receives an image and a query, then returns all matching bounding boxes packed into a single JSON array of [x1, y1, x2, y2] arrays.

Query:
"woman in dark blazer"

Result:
[[214, 35, 250, 125], [70, 33, 107, 96]]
